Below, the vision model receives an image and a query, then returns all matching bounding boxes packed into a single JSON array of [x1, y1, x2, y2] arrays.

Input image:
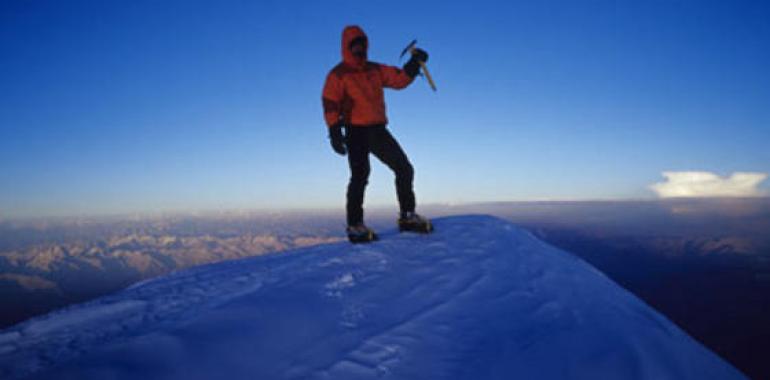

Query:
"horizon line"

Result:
[[3, 196, 770, 222]]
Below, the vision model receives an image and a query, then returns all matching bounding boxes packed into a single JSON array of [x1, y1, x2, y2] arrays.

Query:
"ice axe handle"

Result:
[[418, 61, 437, 92], [409, 46, 437, 92]]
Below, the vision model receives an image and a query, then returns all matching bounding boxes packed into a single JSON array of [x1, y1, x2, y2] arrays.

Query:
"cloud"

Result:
[[650, 171, 768, 198]]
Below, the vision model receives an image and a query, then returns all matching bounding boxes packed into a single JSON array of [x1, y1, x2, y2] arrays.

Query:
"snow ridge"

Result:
[[0, 215, 747, 379]]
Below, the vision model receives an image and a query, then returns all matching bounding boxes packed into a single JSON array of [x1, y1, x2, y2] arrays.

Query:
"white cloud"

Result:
[[650, 171, 768, 198]]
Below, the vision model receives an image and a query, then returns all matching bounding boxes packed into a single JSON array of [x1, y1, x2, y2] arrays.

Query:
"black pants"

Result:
[[346, 125, 415, 226]]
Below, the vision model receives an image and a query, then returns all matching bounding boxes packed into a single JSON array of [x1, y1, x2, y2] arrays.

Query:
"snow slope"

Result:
[[0, 215, 746, 379]]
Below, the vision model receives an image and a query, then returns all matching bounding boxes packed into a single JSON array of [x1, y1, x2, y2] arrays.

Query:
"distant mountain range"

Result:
[[0, 212, 345, 328], [1, 231, 341, 289]]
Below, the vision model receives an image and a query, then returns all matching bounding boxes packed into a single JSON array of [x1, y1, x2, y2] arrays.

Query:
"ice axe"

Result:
[[400, 39, 437, 92]]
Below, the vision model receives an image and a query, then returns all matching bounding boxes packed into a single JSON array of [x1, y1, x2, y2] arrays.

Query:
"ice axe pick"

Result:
[[400, 39, 437, 92]]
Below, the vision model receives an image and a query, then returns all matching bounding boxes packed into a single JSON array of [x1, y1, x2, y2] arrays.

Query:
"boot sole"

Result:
[[398, 220, 434, 234], [348, 231, 379, 244]]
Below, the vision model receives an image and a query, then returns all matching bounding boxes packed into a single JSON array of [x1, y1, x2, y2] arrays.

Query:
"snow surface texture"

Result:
[[0, 215, 746, 379]]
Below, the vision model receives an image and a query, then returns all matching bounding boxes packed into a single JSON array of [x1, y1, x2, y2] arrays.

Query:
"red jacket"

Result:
[[322, 26, 415, 128]]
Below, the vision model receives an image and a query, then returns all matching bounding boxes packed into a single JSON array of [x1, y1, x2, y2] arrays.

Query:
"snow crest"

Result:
[[0, 215, 747, 379]]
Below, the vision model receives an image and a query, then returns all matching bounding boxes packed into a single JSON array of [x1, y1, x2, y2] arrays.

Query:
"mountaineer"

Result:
[[322, 25, 433, 243]]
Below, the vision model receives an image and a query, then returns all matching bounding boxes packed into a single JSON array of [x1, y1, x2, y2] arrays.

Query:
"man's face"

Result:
[[349, 36, 367, 58]]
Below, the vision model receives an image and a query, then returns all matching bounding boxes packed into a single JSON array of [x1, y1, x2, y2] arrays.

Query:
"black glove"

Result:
[[329, 123, 347, 156], [403, 48, 429, 78]]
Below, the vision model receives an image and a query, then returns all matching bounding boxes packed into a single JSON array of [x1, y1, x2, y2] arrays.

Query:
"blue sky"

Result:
[[1, 0, 769, 217]]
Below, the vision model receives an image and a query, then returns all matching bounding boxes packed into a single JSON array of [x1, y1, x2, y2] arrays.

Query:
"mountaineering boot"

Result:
[[398, 212, 433, 233], [347, 223, 378, 244]]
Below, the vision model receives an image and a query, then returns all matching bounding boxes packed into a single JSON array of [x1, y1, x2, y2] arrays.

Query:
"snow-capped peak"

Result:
[[0, 215, 746, 379]]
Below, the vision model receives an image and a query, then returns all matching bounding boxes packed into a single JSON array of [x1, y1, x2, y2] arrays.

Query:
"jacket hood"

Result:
[[341, 25, 368, 68]]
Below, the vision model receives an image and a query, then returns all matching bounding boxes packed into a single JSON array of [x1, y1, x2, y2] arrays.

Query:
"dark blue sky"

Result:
[[1, 0, 769, 217]]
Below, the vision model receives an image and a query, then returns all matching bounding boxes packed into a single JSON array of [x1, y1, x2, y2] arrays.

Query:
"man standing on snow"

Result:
[[322, 25, 432, 243]]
